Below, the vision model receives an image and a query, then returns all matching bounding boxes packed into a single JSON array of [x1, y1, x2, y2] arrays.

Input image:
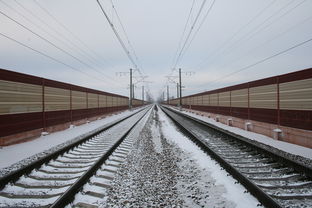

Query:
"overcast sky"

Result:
[[0, 0, 311, 100]]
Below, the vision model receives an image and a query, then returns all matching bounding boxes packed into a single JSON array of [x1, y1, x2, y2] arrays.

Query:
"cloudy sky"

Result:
[[0, 0, 311, 100]]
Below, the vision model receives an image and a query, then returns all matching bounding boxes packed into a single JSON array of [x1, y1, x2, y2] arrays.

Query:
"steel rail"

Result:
[[161, 105, 312, 208], [162, 106, 312, 176], [50, 107, 150, 207], [0, 106, 148, 190]]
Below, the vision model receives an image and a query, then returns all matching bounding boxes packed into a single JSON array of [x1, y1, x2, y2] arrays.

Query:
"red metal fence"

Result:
[[169, 68, 312, 131], [0, 68, 140, 138]]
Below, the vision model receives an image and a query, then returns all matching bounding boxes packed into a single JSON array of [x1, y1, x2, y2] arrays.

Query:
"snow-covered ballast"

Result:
[[168, 68, 312, 148], [0, 68, 143, 146]]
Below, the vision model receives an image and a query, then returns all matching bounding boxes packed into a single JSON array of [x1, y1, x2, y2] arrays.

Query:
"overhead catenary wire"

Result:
[[164, 0, 207, 98], [165, 0, 310, 98], [198, 12, 312, 81], [164, 0, 214, 100], [96, 0, 138, 71], [195, 0, 306, 71], [109, 0, 151, 96], [173, 0, 208, 69], [202, 36, 312, 89], [0, 32, 113, 84], [109, 0, 143, 73], [1, 0, 99, 69], [32, 0, 117, 70], [108, 0, 150, 99], [97, 0, 150, 98], [171, 0, 196, 68], [178, 0, 216, 62], [0, 9, 119, 85], [193, 0, 277, 69], [229, 0, 308, 52], [163, 0, 196, 92], [13, 0, 106, 70], [181, 0, 310, 97]]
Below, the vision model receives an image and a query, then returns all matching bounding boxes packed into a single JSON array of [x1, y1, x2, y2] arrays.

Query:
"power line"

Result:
[[171, 0, 195, 68], [196, 0, 305, 70], [32, 0, 118, 71], [164, 0, 214, 99], [0, 9, 118, 85], [173, 0, 208, 69], [2, 0, 98, 69], [165, 0, 306, 96], [218, 0, 305, 59], [200, 12, 312, 79], [0, 32, 113, 84], [109, 0, 143, 73], [233, 0, 307, 51], [194, 0, 277, 69], [97, 0, 149, 95], [163, 0, 196, 93], [203, 36, 312, 88], [179, 0, 216, 61], [96, 0, 138, 70], [13, 0, 105, 69], [108, 0, 150, 96]]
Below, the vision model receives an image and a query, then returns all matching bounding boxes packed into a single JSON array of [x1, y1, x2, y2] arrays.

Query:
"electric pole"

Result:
[[177, 83, 179, 98]]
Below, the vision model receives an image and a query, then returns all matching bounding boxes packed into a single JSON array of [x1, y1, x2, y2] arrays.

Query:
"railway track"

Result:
[[0, 106, 151, 208], [161, 105, 312, 208]]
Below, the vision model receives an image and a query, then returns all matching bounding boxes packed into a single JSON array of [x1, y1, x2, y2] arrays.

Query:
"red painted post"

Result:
[[97, 93, 99, 116], [217, 93, 219, 114], [70, 86, 72, 124], [248, 83, 250, 120], [86, 91, 88, 119], [86, 91, 88, 109], [201, 95, 203, 108], [208, 93, 210, 108], [42, 78, 45, 131], [230, 91, 232, 117], [105, 95, 108, 114]]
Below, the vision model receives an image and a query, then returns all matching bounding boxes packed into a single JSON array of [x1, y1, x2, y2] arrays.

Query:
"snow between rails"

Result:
[[158, 107, 260, 208]]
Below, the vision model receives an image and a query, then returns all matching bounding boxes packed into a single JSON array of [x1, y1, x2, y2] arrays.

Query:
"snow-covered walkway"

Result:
[[0, 108, 143, 175], [167, 106, 312, 161]]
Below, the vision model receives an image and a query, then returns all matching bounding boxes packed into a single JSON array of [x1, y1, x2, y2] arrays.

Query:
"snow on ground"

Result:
[[0, 108, 151, 208], [96, 106, 259, 207], [167, 106, 312, 160], [0, 107, 145, 171], [72, 107, 154, 207], [158, 107, 260, 208], [105, 106, 239, 207]]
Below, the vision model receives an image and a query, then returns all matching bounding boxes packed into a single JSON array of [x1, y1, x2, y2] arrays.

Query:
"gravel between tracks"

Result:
[[101, 107, 235, 207]]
